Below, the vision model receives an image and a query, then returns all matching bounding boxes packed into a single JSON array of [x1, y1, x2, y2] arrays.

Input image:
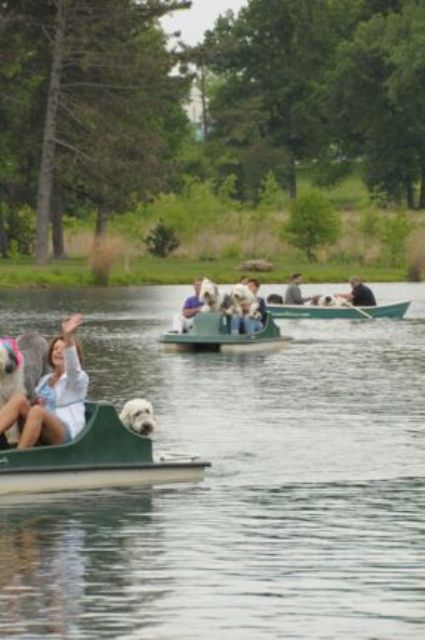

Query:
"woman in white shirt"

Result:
[[0, 314, 89, 448]]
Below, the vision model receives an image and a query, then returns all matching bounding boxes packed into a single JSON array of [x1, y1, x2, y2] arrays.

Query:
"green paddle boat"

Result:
[[0, 401, 210, 496], [266, 300, 410, 320], [160, 311, 292, 353]]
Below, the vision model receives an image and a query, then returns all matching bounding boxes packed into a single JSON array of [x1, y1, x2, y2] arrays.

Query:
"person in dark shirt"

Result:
[[339, 277, 377, 306]]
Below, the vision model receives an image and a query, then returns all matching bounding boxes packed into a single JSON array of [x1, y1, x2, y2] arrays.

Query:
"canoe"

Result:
[[0, 401, 210, 495], [266, 300, 411, 320], [160, 311, 292, 352]]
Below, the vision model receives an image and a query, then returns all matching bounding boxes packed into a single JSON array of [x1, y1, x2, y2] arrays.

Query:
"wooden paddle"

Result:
[[342, 299, 374, 320]]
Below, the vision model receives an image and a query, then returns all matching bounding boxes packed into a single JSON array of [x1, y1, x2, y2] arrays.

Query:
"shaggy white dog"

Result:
[[230, 283, 260, 318], [119, 398, 156, 436], [199, 278, 233, 314]]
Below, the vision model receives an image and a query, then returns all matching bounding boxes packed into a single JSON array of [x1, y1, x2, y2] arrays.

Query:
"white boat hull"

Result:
[[0, 464, 207, 496]]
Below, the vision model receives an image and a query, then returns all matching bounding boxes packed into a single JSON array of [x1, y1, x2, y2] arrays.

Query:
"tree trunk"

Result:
[[35, 0, 66, 264], [199, 65, 209, 140], [405, 177, 415, 210], [419, 160, 425, 209], [95, 209, 109, 238], [0, 203, 8, 258], [287, 152, 297, 199], [51, 185, 65, 258], [91, 209, 110, 286]]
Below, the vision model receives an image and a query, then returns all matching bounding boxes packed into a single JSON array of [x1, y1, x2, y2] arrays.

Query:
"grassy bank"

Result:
[[0, 255, 408, 288]]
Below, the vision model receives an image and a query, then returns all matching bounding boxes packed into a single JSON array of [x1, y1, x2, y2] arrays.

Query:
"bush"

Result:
[[285, 188, 341, 261], [145, 221, 180, 257]]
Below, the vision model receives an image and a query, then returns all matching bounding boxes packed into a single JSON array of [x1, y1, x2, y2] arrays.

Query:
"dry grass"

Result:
[[406, 230, 425, 281]]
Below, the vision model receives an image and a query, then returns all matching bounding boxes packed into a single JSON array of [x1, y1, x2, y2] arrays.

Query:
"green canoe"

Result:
[[0, 402, 210, 495], [160, 311, 292, 352], [266, 300, 411, 320]]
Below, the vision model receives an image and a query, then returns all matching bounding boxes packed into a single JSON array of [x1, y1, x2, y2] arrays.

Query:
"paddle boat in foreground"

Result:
[[0, 401, 210, 496], [160, 311, 292, 353], [266, 300, 410, 320]]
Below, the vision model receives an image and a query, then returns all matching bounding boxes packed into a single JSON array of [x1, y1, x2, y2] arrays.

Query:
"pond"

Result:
[[0, 282, 424, 639]]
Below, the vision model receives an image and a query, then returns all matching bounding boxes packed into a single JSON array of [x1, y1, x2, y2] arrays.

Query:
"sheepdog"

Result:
[[17, 331, 49, 399], [230, 282, 260, 318], [0, 332, 49, 448], [309, 294, 346, 307], [199, 277, 233, 314], [119, 398, 156, 436], [0, 337, 26, 407]]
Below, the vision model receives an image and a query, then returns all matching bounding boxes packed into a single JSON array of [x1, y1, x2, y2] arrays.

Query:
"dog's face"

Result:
[[119, 398, 156, 436], [0, 339, 22, 379], [199, 278, 218, 306], [232, 283, 256, 303]]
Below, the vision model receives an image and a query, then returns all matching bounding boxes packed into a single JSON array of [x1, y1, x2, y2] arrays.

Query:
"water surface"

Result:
[[0, 283, 424, 639]]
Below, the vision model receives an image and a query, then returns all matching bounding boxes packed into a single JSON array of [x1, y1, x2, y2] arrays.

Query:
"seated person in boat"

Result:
[[247, 278, 267, 325], [284, 273, 311, 305], [230, 282, 263, 334], [337, 277, 377, 306], [171, 277, 204, 333], [0, 314, 89, 449]]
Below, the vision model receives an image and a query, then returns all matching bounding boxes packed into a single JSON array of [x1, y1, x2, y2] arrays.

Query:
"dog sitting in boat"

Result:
[[199, 277, 233, 314], [119, 398, 156, 437], [309, 294, 346, 307], [0, 332, 49, 449], [230, 283, 260, 319]]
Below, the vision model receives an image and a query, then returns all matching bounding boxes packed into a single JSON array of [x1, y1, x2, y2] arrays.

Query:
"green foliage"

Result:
[[145, 220, 180, 258], [359, 206, 381, 237], [257, 171, 286, 211], [5, 204, 36, 256], [285, 188, 341, 261], [380, 211, 412, 267]]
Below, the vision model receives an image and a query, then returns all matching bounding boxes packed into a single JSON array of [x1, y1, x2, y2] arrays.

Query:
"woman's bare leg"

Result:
[[0, 394, 30, 435], [18, 405, 67, 449]]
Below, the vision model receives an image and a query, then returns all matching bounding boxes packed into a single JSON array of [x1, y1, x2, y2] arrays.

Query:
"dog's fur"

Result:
[[0, 338, 26, 408], [119, 398, 156, 437], [199, 277, 233, 314], [17, 331, 50, 399], [0, 332, 49, 448], [309, 294, 346, 307], [230, 283, 260, 318]]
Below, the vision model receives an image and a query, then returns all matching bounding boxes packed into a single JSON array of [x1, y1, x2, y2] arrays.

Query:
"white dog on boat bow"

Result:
[[119, 398, 156, 436]]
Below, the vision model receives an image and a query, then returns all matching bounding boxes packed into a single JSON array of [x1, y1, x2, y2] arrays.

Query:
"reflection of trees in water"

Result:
[[0, 489, 170, 638]]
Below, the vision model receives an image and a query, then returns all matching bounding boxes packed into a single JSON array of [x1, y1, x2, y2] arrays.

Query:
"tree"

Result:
[[1, 0, 192, 263], [285, 188, 340, 260], [323, 1, 425, 207], [203, 0, 362, 200]]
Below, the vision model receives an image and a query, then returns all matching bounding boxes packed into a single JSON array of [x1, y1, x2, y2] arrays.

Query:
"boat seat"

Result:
[[191, 311, 230, 335]]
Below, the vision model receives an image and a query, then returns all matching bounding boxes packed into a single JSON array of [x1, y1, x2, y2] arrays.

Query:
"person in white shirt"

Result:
[[0, 314, 89, 448]]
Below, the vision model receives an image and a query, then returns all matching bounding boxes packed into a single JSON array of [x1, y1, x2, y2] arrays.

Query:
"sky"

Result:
[[161, 0, 248, 46]]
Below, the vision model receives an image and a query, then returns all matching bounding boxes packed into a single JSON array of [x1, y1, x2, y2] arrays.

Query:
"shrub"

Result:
[[285, 188, 341, 261], [145, 220, 180, 257]]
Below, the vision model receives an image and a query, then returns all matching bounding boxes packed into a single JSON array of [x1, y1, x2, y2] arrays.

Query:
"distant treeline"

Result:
[[1, 0, 424, 266]]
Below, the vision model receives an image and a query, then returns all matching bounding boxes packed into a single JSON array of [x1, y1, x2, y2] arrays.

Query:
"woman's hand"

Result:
[[62, 313, 84, 339]]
